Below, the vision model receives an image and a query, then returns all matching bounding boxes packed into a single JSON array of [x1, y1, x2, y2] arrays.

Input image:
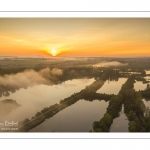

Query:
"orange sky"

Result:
[[0, 18, 150, 57]]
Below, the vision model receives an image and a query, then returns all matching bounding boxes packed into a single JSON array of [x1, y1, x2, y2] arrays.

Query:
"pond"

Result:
[[96, 78, 127, 95], [145, 70, 150, 75], [109, 106, 129, 132], [144, 76, 150, 81], [0, 78, 95, 122], [134, 80, 147, 91], [30, 99, 108, 132]]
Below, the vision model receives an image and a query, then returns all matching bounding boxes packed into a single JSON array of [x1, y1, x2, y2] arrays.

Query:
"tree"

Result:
[[144, 107, 150, 131], [129, 121, 141, 132], [135, 96, 146, 116], [99, 119, 107, 131], [23, 118, 30, 124], [147, 84, 150, 89], [35, 112, 42, 117], [41, 107, 49, 113], [125, 89, 135, 99], [145, 107, 150, 119], [103, 113, 113, 126], [141, 70, 146, 76], [128, 111, 135, 121], [93, 121, 100, 129]]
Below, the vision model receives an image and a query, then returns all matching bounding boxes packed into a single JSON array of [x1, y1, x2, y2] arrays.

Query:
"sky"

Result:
[[0, 18, 150, 57]]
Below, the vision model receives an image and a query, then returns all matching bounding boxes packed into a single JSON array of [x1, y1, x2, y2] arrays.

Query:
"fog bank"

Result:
[[93, 61, 128, 67], [0, 67, 63, 95]]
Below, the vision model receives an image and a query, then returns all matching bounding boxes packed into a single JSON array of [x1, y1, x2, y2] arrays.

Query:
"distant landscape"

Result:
[[0, 57, 150, 132], [1, 18, 150, 132]]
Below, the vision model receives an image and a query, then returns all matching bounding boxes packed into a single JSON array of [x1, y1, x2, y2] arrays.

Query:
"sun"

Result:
[[46, 48, 61, 57], [50, 49, 57, 56]]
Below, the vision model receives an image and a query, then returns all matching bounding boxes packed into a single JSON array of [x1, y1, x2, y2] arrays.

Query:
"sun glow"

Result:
[[50, 49, 57, 56]]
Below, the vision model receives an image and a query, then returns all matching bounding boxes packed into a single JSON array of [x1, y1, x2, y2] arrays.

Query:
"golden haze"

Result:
[[0, 18, 150, 57]]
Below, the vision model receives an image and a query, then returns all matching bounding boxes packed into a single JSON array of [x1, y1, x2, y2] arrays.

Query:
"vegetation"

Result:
[[18, 69, 120, 132], [1, 57, 150, 132], [141, 88, 150, 99], [93, 76, 147, 132], [92, 78, 127, 132], [121, 77, 146, 132], [144, 107, 150, 131]]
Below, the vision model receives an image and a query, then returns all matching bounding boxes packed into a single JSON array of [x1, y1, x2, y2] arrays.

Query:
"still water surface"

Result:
[[0, 78, 95, 122], [134, 81, 147, 91], [30, 100, 108, 132], [1, 75, 146, 132], [96, 78, 129, 132], [97, 78, 127, 95], [110, 106, 128, 132], [145, 70, 150, 75]]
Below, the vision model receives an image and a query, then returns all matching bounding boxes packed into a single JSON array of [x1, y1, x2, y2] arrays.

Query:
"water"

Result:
[[134, 80, 147, 91], [96, 78, 127, 95], [145, 70, 150, 75], [30, 100, 108, 132], [143, 99, 150, 108], [96, 78, 128, 132], [110, 106, 128, 132], [0, 78, 95, 122], [144, 76, 150, 81]]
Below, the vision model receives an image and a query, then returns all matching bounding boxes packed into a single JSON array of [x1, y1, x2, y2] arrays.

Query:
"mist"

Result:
[[0, 67, 63, 95], [93, 61, 128, 67]]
